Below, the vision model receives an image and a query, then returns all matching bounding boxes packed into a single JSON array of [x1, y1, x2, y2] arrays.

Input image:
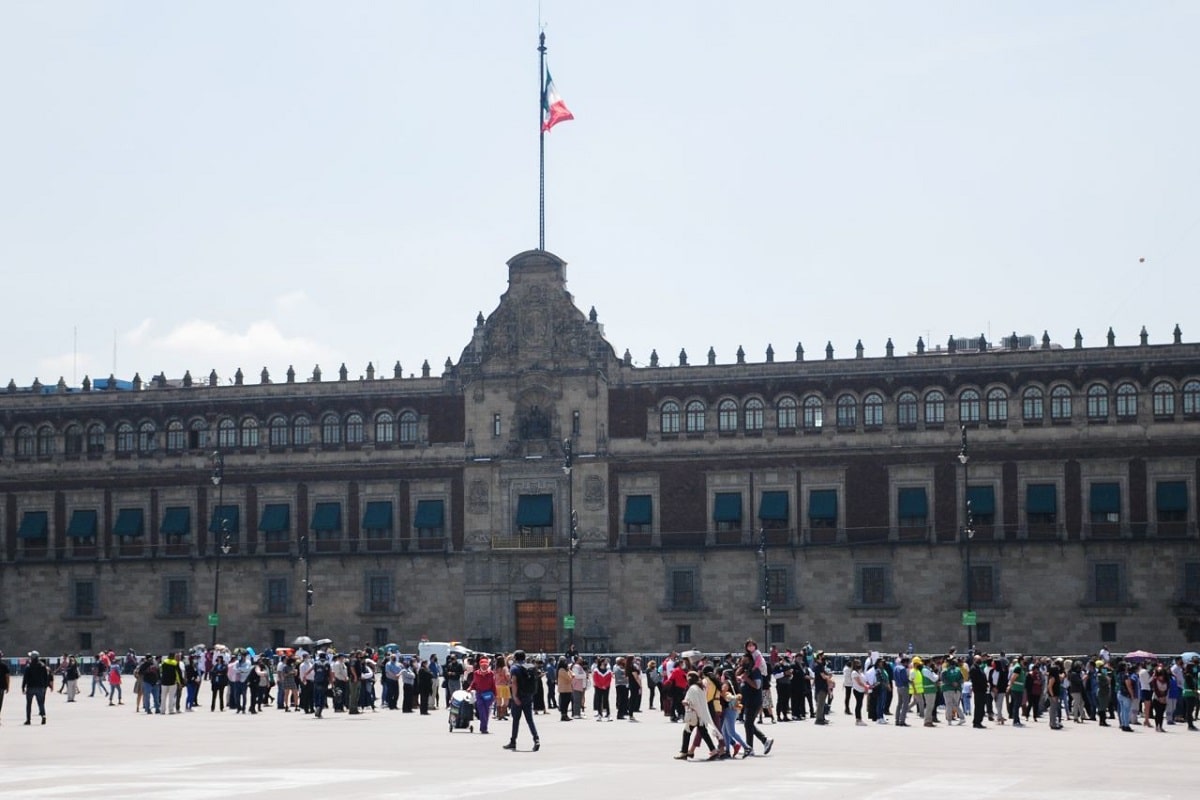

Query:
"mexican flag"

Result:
[[542, 68, 574, 132]]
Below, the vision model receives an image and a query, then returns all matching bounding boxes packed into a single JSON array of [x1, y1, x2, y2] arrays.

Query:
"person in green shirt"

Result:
[[1007, 658, 1026, 728], [1096, 660, 1113, 727], [941, 658, 964, 725]]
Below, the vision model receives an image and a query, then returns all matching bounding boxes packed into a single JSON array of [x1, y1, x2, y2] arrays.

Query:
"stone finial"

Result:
[[287, 365, 296, 383], [31, 377, 42, 392], [261, 367, 270, 384], [181, 371, 192, 388], [825, 341, 834, 360], [947, 336, 957, 354], [476, 311, 485, 328], [1174, 323, 1183, 345], [1042, 331, 1051, 350], [622, 348, 632, 366], [736, 345, 746, 365], [589, 306, 598, 323], [1139, 326, 1149, 346], [885, 338, 894, 358], [154, 373, 167, 388], [108, 373, 118, 390], [82, 374, 92, 391], [1107, 327, 1116, 347], [365, 362, 374, 381], [650, 349, 659, 367], [338, 363, 348, 382], [796, 342, 804, 361], [421, 360, 431, 378], [916, 337, 925, 355], [444, 357, 453, 373], [1010, 331, 1018, 349], [765, 344, 774, 363], [208, 369, 218, 387], [707, 347, 716, 366], [312, 364, 322, 382], [855, 340, 864, 359], [977, 334, 987, 351], [393, 361, 402, 378], [56, 376, 67, 392], [6, 379, 16, 393], [679, 348, 688, 367], [132, 373, 142, 391], [1074, 329, 1083, 349], [234, 368, 244, 386]]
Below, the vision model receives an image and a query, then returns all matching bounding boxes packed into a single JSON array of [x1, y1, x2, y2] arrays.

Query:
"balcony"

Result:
[[491, 532, 556, 550]]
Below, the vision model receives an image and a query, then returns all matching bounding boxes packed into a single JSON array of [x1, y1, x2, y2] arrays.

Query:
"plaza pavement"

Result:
[[0, 679, 1194, 798]]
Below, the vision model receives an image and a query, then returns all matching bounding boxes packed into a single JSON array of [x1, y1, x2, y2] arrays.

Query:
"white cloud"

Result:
[[124, 318, 153, 345], [155, 319, 334, 367]]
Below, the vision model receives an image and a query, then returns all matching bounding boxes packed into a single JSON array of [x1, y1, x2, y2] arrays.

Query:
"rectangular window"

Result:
[[367, 575, 392, 613], [676, 624, 692, 644], [1089, 482, 1121, 524], [171, 630, 186, 650], [73, 580, 96, 617], [966, 485, 995, 526], [865, 622, 883, 643], [769, 623, 786, 645], [968, 564, 996, 604], [572, 410, 580, 436], [975, 622, 992, 643], [765, 566, 790, 606], [515, 494, 554, 538], [166, 579, 189, 615], [857, 565, 888, 605], [271, 629, 286, 649], [897, 487, 928, 528], [374, 627, 389, 647], [1156, 480, 1189, 523], [79, 632, 93, 652], [670, 569, 696, 609], [758, 491, 789, 531], [493, 413, 502, 438], [1093, 563, 1122, 604], [1026, 483, 1057, 527], [1100, 621, 1117, 643], [259, 503, 291, 544], [266, 577, 289, 614], [808, 489, 838, 529], [413, 499, 445, 539], [623, 495, 653, 534]]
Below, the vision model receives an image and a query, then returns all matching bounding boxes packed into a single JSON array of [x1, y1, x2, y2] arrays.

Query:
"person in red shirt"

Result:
[[666, 662, 689, 722], [466, 656, 497, 734], [591, 658, 613, 720]]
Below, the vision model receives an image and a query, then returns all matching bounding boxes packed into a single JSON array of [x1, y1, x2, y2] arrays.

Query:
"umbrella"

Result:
[[680, 649, 704, 661], [1181, 651, 1199, 663], [1124, 649, 1157, 661], [292, 635, 315, 647], [314, 638, 333, 647]]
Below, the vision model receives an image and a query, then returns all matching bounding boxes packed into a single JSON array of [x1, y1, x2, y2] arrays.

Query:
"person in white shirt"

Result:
[[843, 663, 854, 715], [298, 654, 315, 714]]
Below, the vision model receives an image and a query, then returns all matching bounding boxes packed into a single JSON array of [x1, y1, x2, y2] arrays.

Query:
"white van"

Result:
[[416, 641, 473, 664]]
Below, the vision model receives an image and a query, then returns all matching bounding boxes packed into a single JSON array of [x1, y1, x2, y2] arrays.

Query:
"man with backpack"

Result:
[[503, 650, 541, 752], [311, 653, 332, 718]]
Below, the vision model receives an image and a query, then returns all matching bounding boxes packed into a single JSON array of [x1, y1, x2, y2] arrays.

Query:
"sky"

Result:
[[2, 1, 1197, 386]]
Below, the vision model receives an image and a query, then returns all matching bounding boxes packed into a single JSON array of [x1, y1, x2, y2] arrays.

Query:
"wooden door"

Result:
[[515, 599, 558, 653]]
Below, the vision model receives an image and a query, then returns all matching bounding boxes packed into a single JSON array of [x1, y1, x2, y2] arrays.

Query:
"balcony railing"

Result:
[[491, 532, 557, 550]]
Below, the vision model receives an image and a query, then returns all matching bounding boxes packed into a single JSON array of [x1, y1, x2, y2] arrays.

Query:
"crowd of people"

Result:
[[3, 641, 1197, 755]]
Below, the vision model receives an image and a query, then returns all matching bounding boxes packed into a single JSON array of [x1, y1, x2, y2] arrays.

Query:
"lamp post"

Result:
[[758, 526, 770, 647], [563, 437, 579, 650], [300, 532, 313, 638], [957, 426, 976, 655], [209, 451, 231, 650]]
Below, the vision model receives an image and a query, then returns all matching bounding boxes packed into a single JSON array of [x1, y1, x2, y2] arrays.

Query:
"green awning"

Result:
[[808, 489, 838, 521], [898, 488, 928, 518], [161, 506, 191, 536], [258, 503, 290, 533], [1026, 484, 1057, 514], [67, 509, 98, 538], [311, 502, 342, 531], [966, 486, 995, 516], [209, 505, 239, 535], [713, 492, 742, 523], [112, 508, 144, 537], [362, 501, 393, 530], [18, 510, 48, 539], [516, 494, 553, 527], [624, 495, 652, 525], [758, 491, 789, 522], [1156, 481, 1189, 513], [1089, 483, 1121, 514], [414, 499, 444, 529]]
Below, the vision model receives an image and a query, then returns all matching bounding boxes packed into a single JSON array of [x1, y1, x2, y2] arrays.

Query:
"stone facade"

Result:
[[1, 250, 1199, 656]]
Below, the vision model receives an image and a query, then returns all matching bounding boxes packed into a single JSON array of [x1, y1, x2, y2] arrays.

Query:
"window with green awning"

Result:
[[258, 503, 290, 533], [966, 486, 995, 516], [160, 507, 191, 537], [18, 510, 48, 539], [1026, 484, 1057, 514], [623, 495, 652, 526], [1089, 483, 1120, 513], [516, 494, 553, 528], [1156, 480, 1188, 524], [112, 508, 145, 537], [897, 488, 928, 522], [67, 509, 98, 538], [209, 505, 240, 535], [311, 502, 342, 531], [362, 501, 393, 531], [758, 491, 789, 522], [808, 489, 838, 522], [414, 499, 444, 529], [713, 493, 742, 522]]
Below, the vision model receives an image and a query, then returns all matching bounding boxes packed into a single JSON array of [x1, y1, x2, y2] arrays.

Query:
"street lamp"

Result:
[[758, 526, 770, 647], [209, 451, 231, 650], [957, 426, 976, 655], [299, 532, 313, 638], [563, 437, 579, 650]]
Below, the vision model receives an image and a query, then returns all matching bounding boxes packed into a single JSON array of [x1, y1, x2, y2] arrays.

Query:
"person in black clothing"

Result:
[[0, 650, 10, 719], [969, 655, 988, 729], [443, 654, 464, 708], [417, 659, 434, 714], [22, 651, 52, 725], [503, 650, 540, 752]]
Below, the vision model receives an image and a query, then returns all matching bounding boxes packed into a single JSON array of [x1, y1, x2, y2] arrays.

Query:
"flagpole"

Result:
[[538, 31, 547, 251]]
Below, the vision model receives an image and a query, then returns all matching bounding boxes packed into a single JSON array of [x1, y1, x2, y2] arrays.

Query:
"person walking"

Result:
[[22, 651, 52, 725], [1007, 658, 1026, 728], [502, 650, 540, 752], [0, 650, 10, 721], [311, 652, 331, 718], [736, 651, 773, 756], [467, 655, 497, 734], [89, 652, 110, 699], [160, 652, 182, 714], [417, 659, 434, 715], [892, 655, 910, 726]]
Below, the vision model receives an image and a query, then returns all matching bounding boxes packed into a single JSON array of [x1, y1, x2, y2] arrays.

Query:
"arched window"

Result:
[[398, 410, 419, 443], [1022, 387, 1044, 421], [36, 425, 55, 457], [986, 388, 1008, 422], [897, 392, 918, 427], [240, 418, 259, 448], [321, 413, 341, 445], [803, 396, 824, 430], [86, 423, 106, 455], [14, 426, 34, 457], [836, 394, 857, 428], [863, 393, 884, 427], [1152, 381, 1176, 417], [1115, 383, 1138, 419], [744, 398, 764, 431], [1087, 385, 1109, 420], [138, 421, 157, 453], [717, 399, 738, 432], [116, 422, 135, 453], [958, 389, 981, 423], [776, 397, 797, 430], [660, 401, 680, 434], [374, 412, 395, 443], [217, 418, 237, 448], [1184, 381, 1200, 416], [268, 415, 288, 447], [189, 419, 209, 450], [924, 390, 945, 424], [293, 415, 312, 446], [345, 413, 365, 444], [1051, 385, 1072, 420], [166, 420, 185, 451], [64, 423, 84, 455], [685, 400, 706, 433]]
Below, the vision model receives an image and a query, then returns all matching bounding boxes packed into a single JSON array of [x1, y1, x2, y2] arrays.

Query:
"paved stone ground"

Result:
[[0, 680, 1195, 798]]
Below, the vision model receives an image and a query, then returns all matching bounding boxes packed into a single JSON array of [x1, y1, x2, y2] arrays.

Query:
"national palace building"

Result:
[[1, 249, 1198, 656]]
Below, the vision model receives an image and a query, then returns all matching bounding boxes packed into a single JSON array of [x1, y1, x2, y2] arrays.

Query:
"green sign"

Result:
[[208, 613, 220, 627], [563, 614, 576, 630], [962, 611, 977, 626]]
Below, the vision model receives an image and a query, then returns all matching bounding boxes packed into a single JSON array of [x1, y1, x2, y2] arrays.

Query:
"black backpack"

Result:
[[514, 663, 537, 697]]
